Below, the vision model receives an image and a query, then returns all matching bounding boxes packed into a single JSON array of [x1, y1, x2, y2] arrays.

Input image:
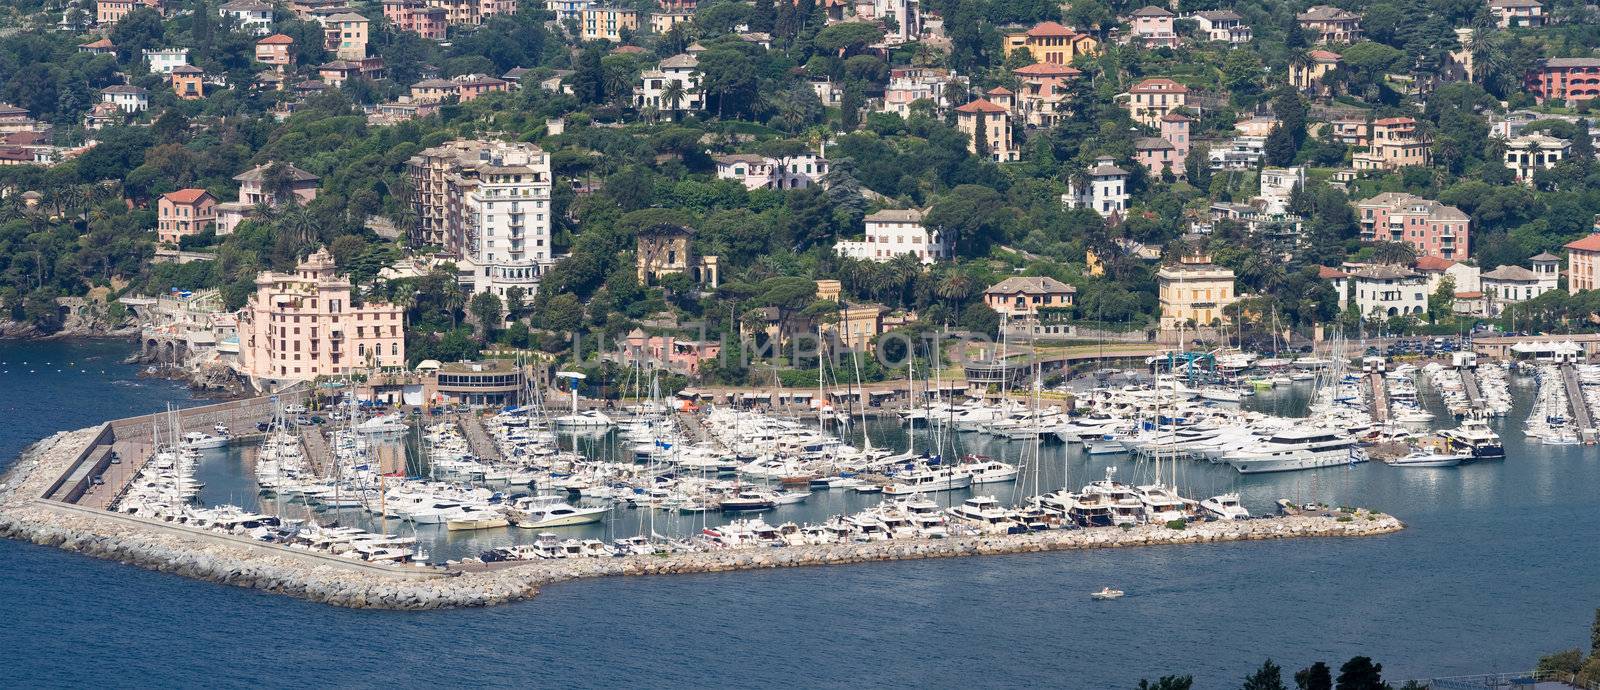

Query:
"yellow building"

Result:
[[1003, 21, 1100, 66], [1289, 49, 1341, 92], [582, 6, 639, 41], [1157, 253, 1238, 330]]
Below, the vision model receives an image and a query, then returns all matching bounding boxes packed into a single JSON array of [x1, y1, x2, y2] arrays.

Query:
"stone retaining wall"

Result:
[[0, 428, 1406, 611]]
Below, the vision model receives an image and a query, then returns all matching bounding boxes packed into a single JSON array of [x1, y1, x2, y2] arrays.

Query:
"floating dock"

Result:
[[1559, 364, 1597, 444], [1368, 372, 1389, 424]]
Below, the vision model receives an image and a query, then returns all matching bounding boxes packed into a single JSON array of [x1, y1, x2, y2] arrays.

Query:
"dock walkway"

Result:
[[674, 411, 723, 449], [457, 415, 505, 464], [1368, 372, 1389, 424], [1461, 368, 1482, 408], [1559, 364, 1595, 442], [300, 426, 332, 476]]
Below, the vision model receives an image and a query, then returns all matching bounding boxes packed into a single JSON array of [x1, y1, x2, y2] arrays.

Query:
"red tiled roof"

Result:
[[80, 38, 115, 48], [1565, 234, 1600, 252], [955, 98, 1008, 114], [1025, 21, 1077, 37], [258, 33, 294, 44], [162, 188, 212, 204], [1161, 112, 1193, 122], [1454, 291, 1484, 299], [1318, 266, 1347, 279], [1013, 62, 1081, 77], [1413, 255, 1456, 272], [1373, 117, 1416, 126], [985, 86, 1013, 95], [1308, 49, 1342, 61]]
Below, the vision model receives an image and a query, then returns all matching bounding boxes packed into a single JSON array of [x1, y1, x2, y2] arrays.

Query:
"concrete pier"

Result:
[[456, 415, 505, 463], [1368, 372, 1389, 424], [1461, 368, 1483, 410], [1559, 364, 1596, 444]]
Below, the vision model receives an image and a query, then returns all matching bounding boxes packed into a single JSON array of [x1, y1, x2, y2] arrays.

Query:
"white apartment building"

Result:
[[1063, 157, 1130, 217], [101, 85, 149, 112], [834, 208, 946, 264], [1503, 133, 1570, 185], [410, 140, 554, 299], [219, 0, 274, 35], [143, 48, 190, 74]]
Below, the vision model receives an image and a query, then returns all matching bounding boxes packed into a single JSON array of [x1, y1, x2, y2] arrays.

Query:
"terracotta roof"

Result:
[[1160, 112, 1193, 122], [162, 188, 213, 204], [80, 38, 115, 48], [1530, 252, 1560, 262], [234, 162, 319, 183], [1025, 21, 1078, 37], [1547, 58, 1600, 68], [1566, 234, 1600, 252], [1298, 5, 1360, 21], [169, 65, 203, 74], [1454, 291, 1484, 299], [1308, 49, 1342, 61], [985, 86, 1013, 95], [1351, 265, 1418, 280], [1135, 137, 1174, 150], [1373, 117, 1416, 126], [1413, 255, 1456, 272], [955, 98, 1008, 114], [1013, 62, 1081, 77], [258, 33, 294, 45], [659, 53, 698, 69], [1195, 9, 1243, 21], [1318, 266, 1348, 279]]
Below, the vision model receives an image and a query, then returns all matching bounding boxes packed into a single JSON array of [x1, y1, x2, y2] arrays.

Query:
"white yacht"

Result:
[[356, 413, 408, 435], [553, 410, 614, 429], [1222, 429, 1366, 474], [1200, 493, 1249, 520], [507, 495, 609, 528], [946, 496, 1021, 533], [955, 457, 1019, 484], [180, 431, 229, 450], [882, 465, 973, 495]]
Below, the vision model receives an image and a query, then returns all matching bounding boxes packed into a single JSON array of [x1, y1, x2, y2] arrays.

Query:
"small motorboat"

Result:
[[1090, 587, 1125, 600], [1385, 447, 1470, 468]]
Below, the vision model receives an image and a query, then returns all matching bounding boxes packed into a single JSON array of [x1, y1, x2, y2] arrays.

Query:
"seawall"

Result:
[[0, 428, 1405, 611]]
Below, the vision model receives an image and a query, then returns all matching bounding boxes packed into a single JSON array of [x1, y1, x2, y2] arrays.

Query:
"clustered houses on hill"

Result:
[[7, 0, 1600, 376]]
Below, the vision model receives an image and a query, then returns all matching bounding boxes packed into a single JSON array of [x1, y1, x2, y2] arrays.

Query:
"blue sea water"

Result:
[[2, 339, 1597, 689]]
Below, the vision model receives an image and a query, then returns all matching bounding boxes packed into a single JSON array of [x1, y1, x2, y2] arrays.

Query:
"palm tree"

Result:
[[281, 205, 318, 247], [662, 79, 686, 116], [603, 65, 634, 109], [934, 271, 973, 313]]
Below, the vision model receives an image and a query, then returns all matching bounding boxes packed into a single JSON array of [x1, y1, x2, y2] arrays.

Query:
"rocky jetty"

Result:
[[0, 428, 1405, 610]]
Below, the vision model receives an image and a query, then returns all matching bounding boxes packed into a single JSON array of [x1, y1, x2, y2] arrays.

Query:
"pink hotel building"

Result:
[[1355, 192, 1471, 260], [239, 249, 406, 383]]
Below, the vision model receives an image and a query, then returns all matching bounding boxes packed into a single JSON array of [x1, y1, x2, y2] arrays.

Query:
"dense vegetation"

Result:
[[0, 0, 1599, 370]]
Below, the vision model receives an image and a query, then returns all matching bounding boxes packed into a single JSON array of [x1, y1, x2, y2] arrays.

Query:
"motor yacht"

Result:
[[507, 495, 609, 528], [1200, 493, 1249, 520]]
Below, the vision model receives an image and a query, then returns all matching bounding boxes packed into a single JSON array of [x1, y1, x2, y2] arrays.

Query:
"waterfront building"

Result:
[[982, 276, 1076, 320], [1297, 5, 1361, 44], [1355, 192, 1470, 260], [1125, 78, 1189, 129], [157, 189, 217, 245], [1482, 259, 1559, 316], [1157, 253, 1238, 330], [433, 359, 526, 406], [1503, 133, 1569, 185], [834, 209, 944, 264], [1565, 231, 1600, 294], [616, 329, 722, 375], [238, 248, 407, 383], [1344, 264, 1427, 319], [1063, 157, 1130, 217]]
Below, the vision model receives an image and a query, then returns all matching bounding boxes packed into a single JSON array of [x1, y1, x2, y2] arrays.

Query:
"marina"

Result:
[[5, 339, 1600, 686]]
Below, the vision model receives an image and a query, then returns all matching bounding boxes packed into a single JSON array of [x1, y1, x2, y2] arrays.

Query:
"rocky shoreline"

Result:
[[0, 428, 1406, 611]]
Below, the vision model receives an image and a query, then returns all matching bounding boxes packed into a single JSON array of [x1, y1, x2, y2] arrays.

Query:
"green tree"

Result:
[[1137, 675, 1194, 690], [1186, 143, 1211, 188], [1334, 657, 1387, 690], [1296, 662, 1333, 690], [1264, 125, 1297, 166], [1244, 660, 1289, 690], [1428, 275, 1455, 321], [541, 292, 584, 332], [469, 291, 503, 339]]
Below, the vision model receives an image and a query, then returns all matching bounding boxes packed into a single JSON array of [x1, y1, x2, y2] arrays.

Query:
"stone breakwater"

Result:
[[0, 429, 1405, 610]]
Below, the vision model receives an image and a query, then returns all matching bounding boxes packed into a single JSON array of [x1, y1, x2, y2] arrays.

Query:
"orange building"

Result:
[[157, 189, 218, 245]]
